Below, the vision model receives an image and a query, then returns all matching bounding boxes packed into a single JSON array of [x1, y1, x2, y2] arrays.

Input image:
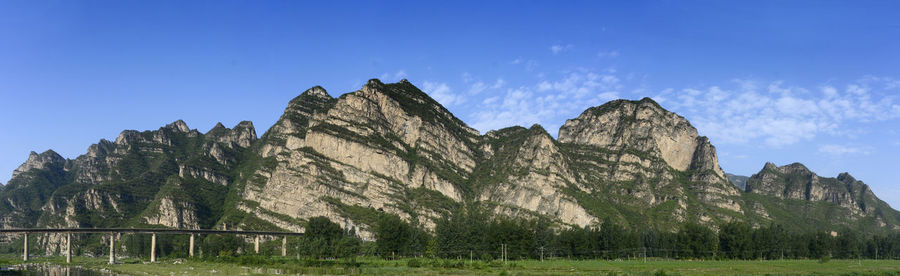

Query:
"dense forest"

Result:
[[6, 210, 897, 262]]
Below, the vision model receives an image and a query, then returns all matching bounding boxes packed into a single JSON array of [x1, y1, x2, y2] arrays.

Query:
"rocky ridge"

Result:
[[2, 79, 898, 252]]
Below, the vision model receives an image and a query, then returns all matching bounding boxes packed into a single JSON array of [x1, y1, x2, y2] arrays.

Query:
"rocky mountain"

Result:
[[2, 79, 898, 251], [742, 162, 900, 231]]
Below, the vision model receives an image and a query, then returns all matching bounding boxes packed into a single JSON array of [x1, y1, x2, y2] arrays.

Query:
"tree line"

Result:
[[6, 212, 898, 261], [340, 210, 900, 260]]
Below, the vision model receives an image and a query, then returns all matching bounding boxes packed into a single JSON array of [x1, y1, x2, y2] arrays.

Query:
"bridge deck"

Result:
[[0, 228, 302, 236]]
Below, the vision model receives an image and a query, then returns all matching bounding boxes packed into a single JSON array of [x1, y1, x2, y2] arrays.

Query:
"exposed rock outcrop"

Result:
[[1, 78, 898, 250], [11, 150, 65, 179], [746, 162, 874, 215]]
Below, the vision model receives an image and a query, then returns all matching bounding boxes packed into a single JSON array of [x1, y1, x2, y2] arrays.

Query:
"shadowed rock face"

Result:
[[2, 79, 898, 245]]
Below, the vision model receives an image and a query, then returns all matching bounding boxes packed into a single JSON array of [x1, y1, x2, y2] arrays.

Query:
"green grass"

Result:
[[3, 254, 899, 275]]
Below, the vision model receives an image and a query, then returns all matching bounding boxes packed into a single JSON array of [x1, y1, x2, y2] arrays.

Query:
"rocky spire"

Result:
[[11, 150, 65, 179], [165, 120, 191, 133]]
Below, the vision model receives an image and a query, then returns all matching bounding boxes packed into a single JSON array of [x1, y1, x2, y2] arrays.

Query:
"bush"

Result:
[[407, 258, 421, 268]]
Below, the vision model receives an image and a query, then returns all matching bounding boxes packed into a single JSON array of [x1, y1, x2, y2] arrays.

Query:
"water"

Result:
[[1, 264, 118, 276]]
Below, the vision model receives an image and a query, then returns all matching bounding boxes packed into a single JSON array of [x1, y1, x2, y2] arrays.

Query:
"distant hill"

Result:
[[726, 173, 750, 190]]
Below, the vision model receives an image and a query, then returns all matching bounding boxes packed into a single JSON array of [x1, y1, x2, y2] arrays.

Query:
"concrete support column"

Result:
[[150, 233, 157, 262], [108, 234, 116, 264], [189, 234, 195, 258], [23, 233, 28, 261], [66, 233, 71, 263], [254, 235, 260, 254], [281, 236, 286, 257]]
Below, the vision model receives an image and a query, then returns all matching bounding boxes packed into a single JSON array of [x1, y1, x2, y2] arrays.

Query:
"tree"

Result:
[[719, 222, 752, 259], [678, 223, 717, 259], [298, 216, 359, 259], [374, 214, 428, 258]]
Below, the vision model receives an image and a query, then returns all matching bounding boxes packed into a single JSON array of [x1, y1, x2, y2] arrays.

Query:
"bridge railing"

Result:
[[2, 228, 302, 264]]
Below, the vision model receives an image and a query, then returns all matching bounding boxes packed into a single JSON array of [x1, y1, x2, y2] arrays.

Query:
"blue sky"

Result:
[[2, 1, 899, 207]]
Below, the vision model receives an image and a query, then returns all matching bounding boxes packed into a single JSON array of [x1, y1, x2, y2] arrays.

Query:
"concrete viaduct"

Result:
[[0, 228, 303, 264]]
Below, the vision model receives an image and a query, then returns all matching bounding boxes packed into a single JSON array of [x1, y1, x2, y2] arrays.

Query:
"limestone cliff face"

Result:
[[477, 126, 595, 227], [239, 79, 479, 237], [3, 78, 899, 247], [558, 98, 726, 180], [557, 98, 741, 225], [236, 83, 745, 233]]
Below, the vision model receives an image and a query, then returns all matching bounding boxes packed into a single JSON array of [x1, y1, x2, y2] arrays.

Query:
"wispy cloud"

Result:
[[470, 70, 622, 133], [468, 79, 505, 95], [550, 44, 573, 54], [818, 144, 872, 156], [655, 78, 900, 147], [422, 81, 464, 106], [379, 70, 407, 82], [597, 50, 620, 58]]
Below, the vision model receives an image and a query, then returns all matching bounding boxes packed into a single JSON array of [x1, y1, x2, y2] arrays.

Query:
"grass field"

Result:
[[2, 255, 899, 275]]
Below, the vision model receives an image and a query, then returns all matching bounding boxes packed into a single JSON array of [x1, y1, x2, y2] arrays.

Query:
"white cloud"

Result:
[[470, 70, 623, 134], [461, 72, 473, 83], [550, 44, 573, 54], [657, 78, 900, 147], [819, 144, 871, 156], [422, 81, 463, 106], [379, 70, 407, 82], [511, 58, 539, 71], [597, 50, 620, 58], [467, 78, 505, 95]]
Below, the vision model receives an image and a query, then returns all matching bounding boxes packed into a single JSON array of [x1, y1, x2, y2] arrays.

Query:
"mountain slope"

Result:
[[742, 162, 900, 232], [2, 79, 898, 245]]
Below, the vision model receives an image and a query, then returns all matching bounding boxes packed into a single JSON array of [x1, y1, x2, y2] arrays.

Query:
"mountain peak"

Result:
[[11, 149, 65, 179], [558, 98, 720, 175], [302, 86, 330, 98], [165, 120, 191, 133], [837, 172, 857, 183], [205, 121, 257, 148], [365, 78, 384, 89]]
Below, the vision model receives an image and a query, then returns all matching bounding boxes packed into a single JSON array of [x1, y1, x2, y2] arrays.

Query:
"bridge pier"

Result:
[[66, 233, 71, 263], [254, 235, 260, 254], [23, 233, 28, 261], [150, 233, 157, 262], [108, 233, 116, 264], [1, 228, 302, 263]]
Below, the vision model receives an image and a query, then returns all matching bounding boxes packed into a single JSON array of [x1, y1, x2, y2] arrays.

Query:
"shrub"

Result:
[[407, 258, 421, 268]]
